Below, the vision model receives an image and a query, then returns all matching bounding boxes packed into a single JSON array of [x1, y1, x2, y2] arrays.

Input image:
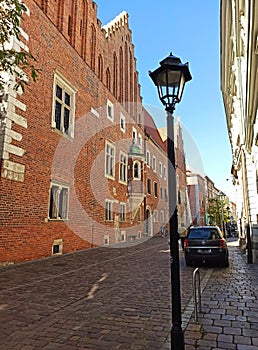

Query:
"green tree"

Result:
[[207, 196, 229, 227], [0, 0, 38, 92]]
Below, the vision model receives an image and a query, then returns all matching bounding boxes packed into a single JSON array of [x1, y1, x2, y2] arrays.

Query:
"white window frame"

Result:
[[91, 107, 99, 118], [146, 150, 150, 167], [119, 151, 128, 184], [49, 182, 69, 220], [152, 156, 156, 172], [132, 127, 137, 142], [120, 113, 126, 132], [138, 134, 142, 149], [154, 181, 158, 198], [133, 160, 141, 180], [105, 141, 115, 179], [105, 200, 113, 221], [120, 202, 126, 222], [52, 71, 76, 138], [107, 99, 114, 121]]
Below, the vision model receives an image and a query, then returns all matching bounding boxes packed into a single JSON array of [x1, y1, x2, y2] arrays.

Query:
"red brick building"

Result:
[[0, 0, 169, 262]]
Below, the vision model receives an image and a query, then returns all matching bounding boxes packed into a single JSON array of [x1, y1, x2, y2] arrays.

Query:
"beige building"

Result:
[[220, 0, 258, 262]]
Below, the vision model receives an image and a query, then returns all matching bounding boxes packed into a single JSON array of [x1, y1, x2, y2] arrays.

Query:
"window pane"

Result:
[[64, 108, 70, 133], [55, 102, 61, 130], [65, 92, 70, 106], [56, 85, 62, 99]]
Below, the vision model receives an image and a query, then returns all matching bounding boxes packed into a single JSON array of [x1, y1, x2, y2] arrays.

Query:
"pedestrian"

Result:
[[178, 227, 187, 251], [161, 224, 165, 238]]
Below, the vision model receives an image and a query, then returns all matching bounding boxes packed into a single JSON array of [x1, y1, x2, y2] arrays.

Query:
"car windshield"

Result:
[[188, 228, 220, 240]]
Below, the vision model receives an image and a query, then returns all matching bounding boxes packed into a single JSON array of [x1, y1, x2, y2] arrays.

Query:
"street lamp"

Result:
[[149, 53, 192, 350], [219, 191, 226, 237]]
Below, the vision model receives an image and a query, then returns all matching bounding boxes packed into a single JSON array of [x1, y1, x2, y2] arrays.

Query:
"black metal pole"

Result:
[[167, 107, 184, 350]]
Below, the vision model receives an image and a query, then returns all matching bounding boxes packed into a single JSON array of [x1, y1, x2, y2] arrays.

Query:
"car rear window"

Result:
[[188, 228, 220, 240]]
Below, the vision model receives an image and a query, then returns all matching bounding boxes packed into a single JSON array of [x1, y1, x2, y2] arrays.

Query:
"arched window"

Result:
[[133, 161, 140, 179], [113, 53, 118, 98], [106, 68, 111, 90], [119, 47, 123, 102], [98, 54, 103, 81], [124, 42, 129, 104], [90, 24, 96, 72], [80, 0, 87, 60]]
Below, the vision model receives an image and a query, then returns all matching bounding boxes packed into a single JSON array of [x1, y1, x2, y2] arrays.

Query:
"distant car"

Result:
[[184, 226, 229, 267]]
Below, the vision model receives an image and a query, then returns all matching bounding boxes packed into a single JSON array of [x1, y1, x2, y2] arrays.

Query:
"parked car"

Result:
[[184, 226, 229, 267]]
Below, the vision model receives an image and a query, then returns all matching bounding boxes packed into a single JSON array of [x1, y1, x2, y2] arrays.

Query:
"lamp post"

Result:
[[149, 53, 192, 350], [219, 191, 226, 237]]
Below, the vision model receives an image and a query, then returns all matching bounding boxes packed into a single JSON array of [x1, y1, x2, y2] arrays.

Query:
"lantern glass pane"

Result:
[[155, 70, 167, 86], [167, 70, 181, 87], [177, 73, 185, 101]]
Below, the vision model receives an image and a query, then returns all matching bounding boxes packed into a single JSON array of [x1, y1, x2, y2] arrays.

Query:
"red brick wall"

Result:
[[0, 0, 168, 262]]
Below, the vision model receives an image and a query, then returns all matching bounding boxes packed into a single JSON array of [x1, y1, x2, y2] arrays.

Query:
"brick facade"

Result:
[[0, 0, 170, 262]]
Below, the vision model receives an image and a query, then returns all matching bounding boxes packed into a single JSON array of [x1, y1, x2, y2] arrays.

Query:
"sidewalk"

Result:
[[179, 240, 258, 350]]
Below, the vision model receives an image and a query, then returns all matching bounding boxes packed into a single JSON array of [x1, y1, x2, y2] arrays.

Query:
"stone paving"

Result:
[[182, 240, 258, 350], [0, 237, 257, 349]]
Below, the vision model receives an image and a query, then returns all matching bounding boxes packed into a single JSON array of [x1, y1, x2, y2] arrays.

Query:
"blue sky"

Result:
[[96, 0, 234, 197]]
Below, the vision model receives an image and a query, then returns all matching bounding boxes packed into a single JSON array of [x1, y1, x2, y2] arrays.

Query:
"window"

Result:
[[159, 162, 162, 177], [154, 182, 158, 197], [153, 210, 158, 223], [91, 107, 99, 118], [138, 134, 142, 148], [164, 189, 168, 201], [49, 183, 69, 220], [119, 152, 127, 183], [133, 161, 140, 179], [147, 178, 151, 194], [107, 99, 114, 121], [120, 113, 126, 132], [105, 142, 115, 178], [105, 200, 113, 221], [146, 151, 150, 167], [152, 156, 156, 172], [163, 165, 167, 179], [132, 127, 137, 141], [160, 210, 165, 224], [104, 234, 109, 245], [120, 203, 126, 222], [160, 187, 163, 199], [52, 72, 76, 137]]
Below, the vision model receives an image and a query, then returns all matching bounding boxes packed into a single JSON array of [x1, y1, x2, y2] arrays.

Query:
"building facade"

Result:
[[0, 1, 169, 262], [187, 171, 206, 226], [220, 0, 258, 261]]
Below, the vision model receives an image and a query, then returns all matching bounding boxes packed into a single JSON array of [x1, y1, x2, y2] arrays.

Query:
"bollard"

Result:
[[192, 268, 201, 322]]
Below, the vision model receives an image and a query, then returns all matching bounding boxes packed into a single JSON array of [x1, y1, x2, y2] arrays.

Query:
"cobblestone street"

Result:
[[0, 237, 258, 349]]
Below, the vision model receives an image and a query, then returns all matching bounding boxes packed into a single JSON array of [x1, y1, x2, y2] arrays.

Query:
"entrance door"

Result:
[[145, 208, 153, 236]]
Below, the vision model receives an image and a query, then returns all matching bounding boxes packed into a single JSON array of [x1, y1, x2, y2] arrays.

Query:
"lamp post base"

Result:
[[171, 328, 184, 350]]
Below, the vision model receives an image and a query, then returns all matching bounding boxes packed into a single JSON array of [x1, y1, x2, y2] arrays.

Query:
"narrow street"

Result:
[[1, 237, 257, 349], [0, 237, 194, 349]]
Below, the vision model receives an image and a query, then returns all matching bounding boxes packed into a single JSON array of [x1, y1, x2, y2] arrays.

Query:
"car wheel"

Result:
[[222, 257, 229, 268]]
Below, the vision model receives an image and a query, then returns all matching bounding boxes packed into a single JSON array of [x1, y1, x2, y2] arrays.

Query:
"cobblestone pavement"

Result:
[[0, 237, 258, 349]]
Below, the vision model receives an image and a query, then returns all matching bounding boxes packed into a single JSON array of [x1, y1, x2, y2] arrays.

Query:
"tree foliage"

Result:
[[207, 196, 229, 226], [0, 0, 39, 92]]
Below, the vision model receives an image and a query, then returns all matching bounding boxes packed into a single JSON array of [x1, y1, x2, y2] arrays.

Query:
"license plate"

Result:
[[197, 249, 211, 254]]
